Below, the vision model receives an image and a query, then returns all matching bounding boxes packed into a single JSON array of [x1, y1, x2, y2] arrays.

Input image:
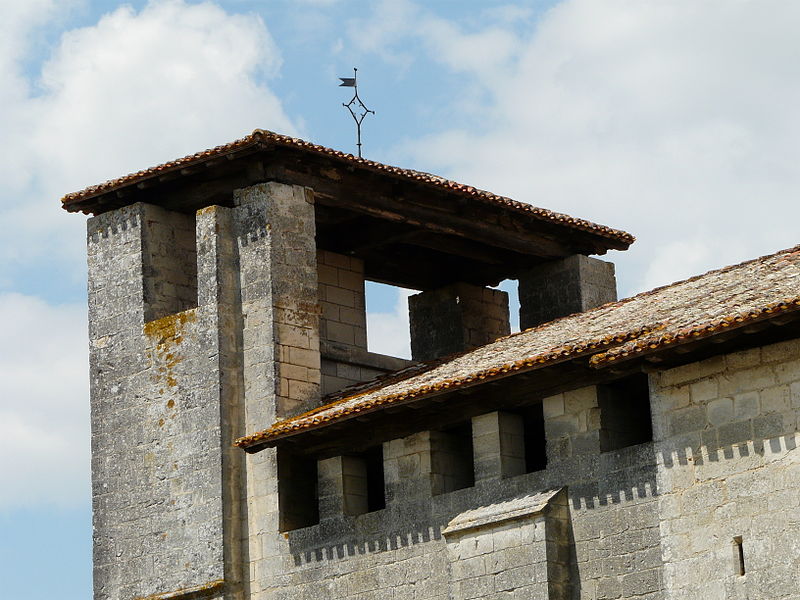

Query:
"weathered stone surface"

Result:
[[89, 203, 237, 600], [654, 345, 800, 599]]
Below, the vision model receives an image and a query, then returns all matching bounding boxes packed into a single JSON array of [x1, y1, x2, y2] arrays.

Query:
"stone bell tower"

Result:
[[67, 130, 629, 600]]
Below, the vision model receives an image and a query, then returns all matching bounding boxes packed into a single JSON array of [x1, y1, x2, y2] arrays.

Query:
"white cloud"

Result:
[[0, 0, 297, 282], [0, 0, 299, 508], [368, 0, 800, 297], [0, 293, 88, 509]]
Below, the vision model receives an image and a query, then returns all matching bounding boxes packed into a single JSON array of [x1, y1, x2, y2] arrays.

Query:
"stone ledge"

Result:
[[134, 579, 224, 600], [321, 340, 415, 372], [442, 488, 563, 537]]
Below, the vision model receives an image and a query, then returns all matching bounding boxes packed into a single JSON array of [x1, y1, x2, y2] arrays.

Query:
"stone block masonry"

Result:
[[317, 248, 415, 395], [318, 250, 367, 352], [140, 205, 198, 322], [88, 203, 234, 600], [652, 338, 800, 600], [518, 254, 617, 330], [472, 412, 526, 482], [233, 182, 320, 424], [409, 282, 510, 362], [88, 182, 322, 600], [86, 181, 800, 600], [442, 489, 571, 600]]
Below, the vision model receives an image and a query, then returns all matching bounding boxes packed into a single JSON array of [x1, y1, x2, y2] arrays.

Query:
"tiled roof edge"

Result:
[[233, 323, 663, 449], [60, 129, 634, 245], [590, 297, 800, 367], [499, 244, 800, 345]]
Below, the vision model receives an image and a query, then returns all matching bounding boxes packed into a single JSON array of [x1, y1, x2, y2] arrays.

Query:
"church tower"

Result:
[[66, 130, 630, 600]]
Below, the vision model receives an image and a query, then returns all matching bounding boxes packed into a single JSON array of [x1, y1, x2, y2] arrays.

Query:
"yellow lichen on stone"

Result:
[[144, 309, 197, 392], [196, 205, 218, 216]]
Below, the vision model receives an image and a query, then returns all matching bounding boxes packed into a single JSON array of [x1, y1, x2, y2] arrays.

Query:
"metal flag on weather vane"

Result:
[[338, 67, 374, 158]]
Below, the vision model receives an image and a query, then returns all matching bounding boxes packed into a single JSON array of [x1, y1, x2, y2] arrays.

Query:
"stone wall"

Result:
[[140, 206, 198, 322], [317, 249, 414, 395], [318, 250, 367, 353], [252, 385, 663, 600], [88, 186, 800, 600], [88, 183, 322, 600], [652, 340, 800, 599], [442, 489, 571, 600]]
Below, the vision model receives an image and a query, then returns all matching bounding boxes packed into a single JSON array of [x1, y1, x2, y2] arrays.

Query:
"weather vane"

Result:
[[339, 67, 374, 158]]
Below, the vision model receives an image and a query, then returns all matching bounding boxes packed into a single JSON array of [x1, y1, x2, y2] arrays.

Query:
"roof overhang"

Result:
[[61, 130, 634, 289]]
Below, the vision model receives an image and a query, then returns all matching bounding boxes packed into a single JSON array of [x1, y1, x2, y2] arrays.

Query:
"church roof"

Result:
[[60, 129, 632, 247], [235, 244, 800, 453]]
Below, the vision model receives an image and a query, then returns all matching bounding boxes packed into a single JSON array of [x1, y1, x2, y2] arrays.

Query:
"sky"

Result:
[[2, 0, 800, 597]]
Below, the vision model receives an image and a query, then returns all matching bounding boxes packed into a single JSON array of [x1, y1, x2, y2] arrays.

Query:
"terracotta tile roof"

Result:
[[235, 244, 800, 449], [60, 129, 634, 246]]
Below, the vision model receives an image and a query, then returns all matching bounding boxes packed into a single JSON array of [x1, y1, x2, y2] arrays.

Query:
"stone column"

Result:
[[233, 182, 322, 596], [384, 428, 475, 501], [196, 205, 246, 599], [542, 386, 602, 464], [234, 181, 321, 426], [518, 255, 617, 330], [318, 455, 369, 519], [409, 282, 510, 362], [472, 412, 526, 481], [88, 202, 239, 600]]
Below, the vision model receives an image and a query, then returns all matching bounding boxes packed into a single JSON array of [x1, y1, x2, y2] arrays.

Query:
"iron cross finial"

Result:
[[339, 67, 375, 158]]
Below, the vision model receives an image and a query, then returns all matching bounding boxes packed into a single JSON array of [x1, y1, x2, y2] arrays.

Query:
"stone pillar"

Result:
[[409, 282, 510, 362], [472, 412, 526, 481], [196, 206, 246, 599], [233, 182, 322, 592], [383, 432, 435, 501], [542, 386, 602, 463], [518, 255, 617, 330], [234, 182, 321, 425], [318, 455, 369, 519]]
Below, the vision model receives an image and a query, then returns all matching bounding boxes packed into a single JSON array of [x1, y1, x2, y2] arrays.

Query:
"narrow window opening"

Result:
[[432, 423, 475, 494], [598, 373, 653, 452], [142, 209, 198, 322], [494, 279, 520, 333], [521, 404, 547, 472], [277, 449, 319, 531], [734, 536, 746, 576], [365, 281, 413, 359], [364, 445, 386, 512]]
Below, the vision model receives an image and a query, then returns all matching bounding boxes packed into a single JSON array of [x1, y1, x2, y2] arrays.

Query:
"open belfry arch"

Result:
[[65, 130, 800, 600]]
